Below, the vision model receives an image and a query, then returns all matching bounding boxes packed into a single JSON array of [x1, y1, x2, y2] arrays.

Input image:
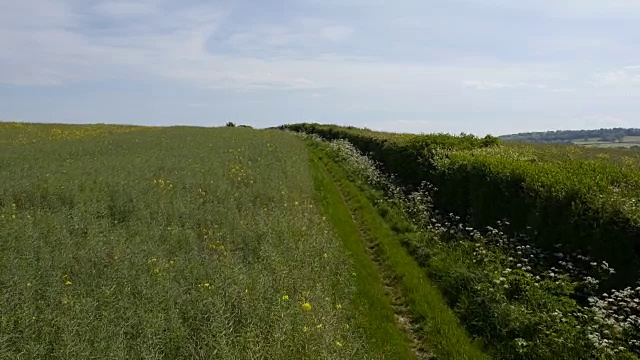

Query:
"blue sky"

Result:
[[1, 0, 639, 135]]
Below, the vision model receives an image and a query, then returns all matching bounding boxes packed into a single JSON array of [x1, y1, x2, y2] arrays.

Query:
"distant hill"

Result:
[[500, 128, 640, 149]]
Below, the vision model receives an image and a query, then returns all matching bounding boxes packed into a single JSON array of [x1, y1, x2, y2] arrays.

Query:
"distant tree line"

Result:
[[500, 128, 640, 144], [225, 122, 253, 128]]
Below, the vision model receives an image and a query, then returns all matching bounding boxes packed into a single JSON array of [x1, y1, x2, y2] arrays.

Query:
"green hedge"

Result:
[[285, 123, 640, 288]]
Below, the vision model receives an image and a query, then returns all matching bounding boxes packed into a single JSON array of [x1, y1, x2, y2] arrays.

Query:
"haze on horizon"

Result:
[[1, 0, 638, 136]]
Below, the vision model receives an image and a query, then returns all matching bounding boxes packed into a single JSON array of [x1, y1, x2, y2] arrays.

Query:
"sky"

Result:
[[1, 0, 639, 135]]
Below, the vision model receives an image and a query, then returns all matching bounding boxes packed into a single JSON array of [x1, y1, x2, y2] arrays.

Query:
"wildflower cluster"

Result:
[[153, 179, 173, 189], [148, 257, 176, 275], [588, 286, 640, 356]]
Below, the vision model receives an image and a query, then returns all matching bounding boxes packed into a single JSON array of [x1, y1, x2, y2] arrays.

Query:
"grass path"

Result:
[[309, 142, 489, 360], [310, 146, 416, 359]]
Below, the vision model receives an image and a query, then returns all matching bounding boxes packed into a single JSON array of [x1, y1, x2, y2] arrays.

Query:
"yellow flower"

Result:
[[281, 295, 289, 301], [336, 304, 342, 310], [301, 302, 312, 311], [62, 274, 72, 285]]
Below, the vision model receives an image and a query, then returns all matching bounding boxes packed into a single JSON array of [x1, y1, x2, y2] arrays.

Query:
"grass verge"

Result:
[[310, 146, 416, 359]]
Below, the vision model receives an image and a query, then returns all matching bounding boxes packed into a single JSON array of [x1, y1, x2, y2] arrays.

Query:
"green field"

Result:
[[0, 124, 392, 358], [1, 122, 639, 359], [572, 135, 640, 148]]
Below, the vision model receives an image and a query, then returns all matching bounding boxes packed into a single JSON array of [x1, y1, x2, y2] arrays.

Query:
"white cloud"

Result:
[[306, 0, 388, 7], [319, 26, 354, 42], [0, 0, 75, 28], [461, 0, 640, 18], [309, 0, 640, 18], [93, 1, 159, 18], [463, 81, 509, 90], [225, 21, 354, 54], [592, 66, 640, 85], [579, 115, 630, 128], [187, 103, 211, 108], [463, 80, 548, 90]]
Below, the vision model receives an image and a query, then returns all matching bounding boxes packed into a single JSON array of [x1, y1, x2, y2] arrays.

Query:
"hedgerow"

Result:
[[284, 123, 640, 289], [302, 133, 640, 359]]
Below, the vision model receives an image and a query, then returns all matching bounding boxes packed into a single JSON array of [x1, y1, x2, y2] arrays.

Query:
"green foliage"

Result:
[[285, 123, 640, 289], [311, 135, 639, 359]]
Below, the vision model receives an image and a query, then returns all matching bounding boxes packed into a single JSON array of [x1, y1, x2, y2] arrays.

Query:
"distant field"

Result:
[[0, 122, 150, 147], [499, 128, 640, 148], [572, 135, 640, 148]]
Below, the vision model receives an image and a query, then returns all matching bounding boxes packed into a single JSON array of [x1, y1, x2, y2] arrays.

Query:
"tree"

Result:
[[600, 132, 625, 142], [226, 122, 236, 127]]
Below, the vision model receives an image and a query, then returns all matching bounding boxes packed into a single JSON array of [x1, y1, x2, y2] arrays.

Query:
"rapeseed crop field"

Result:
[[0, 125, 380, 359]]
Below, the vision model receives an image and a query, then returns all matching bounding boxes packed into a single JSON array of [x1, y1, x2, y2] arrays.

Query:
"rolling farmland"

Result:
[[1, 122, 639, 359]]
